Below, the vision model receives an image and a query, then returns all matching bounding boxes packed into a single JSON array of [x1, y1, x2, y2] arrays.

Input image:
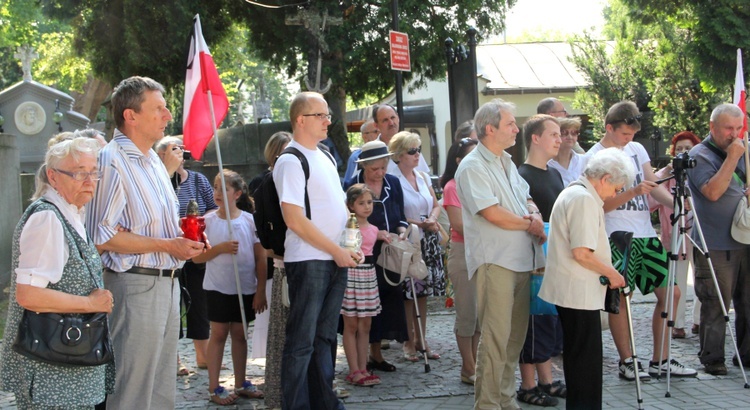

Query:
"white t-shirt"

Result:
[[273, 140, 348, 263], [392, 167, 432, 231], [203, 211, 259, 295], [587, 141, 656, 238], [548, 152, 588, 187]]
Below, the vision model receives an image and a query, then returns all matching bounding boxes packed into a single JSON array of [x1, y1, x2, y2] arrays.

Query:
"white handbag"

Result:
[[378, 224, 428, 286]]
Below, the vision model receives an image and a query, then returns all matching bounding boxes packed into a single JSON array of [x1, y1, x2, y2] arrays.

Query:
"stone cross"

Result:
[[14, 45, 38, 82], [286, 8, 342, 94]]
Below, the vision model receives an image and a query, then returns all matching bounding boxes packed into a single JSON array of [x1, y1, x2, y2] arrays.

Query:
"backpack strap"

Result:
[[701, 138, 747, 182], [279, 145, 338, 220]]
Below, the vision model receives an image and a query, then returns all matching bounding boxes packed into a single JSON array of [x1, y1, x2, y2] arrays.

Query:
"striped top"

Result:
[[176, 170, 217, 217], [86, 130, 183, 271]]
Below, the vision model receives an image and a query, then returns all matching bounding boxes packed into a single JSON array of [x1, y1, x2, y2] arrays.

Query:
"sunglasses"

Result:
[[406, 147, 422, 155], [561, 130, 580, 137], [612, 114, 642, 126]]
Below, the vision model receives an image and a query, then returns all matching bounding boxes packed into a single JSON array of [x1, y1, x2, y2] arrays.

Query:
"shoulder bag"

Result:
[[12, 201, 114, 367], [378, 224, 428, 286]]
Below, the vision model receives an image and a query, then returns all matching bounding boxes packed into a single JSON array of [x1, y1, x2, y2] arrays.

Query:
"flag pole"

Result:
[[208, 89, 250, 339]]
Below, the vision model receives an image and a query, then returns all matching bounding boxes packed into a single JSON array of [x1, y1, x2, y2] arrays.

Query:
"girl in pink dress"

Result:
[[342, 184, 382, 386]]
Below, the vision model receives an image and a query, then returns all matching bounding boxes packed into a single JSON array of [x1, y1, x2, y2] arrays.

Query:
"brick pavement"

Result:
[[2, 292, 749, 409]]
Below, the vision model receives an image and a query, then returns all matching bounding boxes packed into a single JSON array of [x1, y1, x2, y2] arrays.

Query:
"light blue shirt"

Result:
[[86, 131, 183, 271]]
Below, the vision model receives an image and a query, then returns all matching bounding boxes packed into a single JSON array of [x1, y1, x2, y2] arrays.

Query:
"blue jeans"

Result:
[[281, 260, 347, 410]]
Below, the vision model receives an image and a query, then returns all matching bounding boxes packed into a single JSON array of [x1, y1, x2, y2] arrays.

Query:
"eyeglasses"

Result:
[[54, 169, 103, 181], [406, 147, 422, 155], [363, 130, 379, 135], [302, 113, 332, 121], [616, 186, 626, 194], [561, 130, 580, 137], [549, 109, 568, 116], [613, 115, 642, 126]]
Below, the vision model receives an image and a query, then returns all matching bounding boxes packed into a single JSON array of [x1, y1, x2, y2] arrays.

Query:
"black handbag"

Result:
[[12, 199, 114, 367], [603, 287, 621, 314], [13, 310, 114, 367]]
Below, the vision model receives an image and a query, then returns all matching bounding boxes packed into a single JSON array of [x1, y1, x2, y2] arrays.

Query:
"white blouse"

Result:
[[16, 189, 88, 288]]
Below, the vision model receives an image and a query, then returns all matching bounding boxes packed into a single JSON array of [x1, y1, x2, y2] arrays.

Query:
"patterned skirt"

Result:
[[341, 264, 382, 317]]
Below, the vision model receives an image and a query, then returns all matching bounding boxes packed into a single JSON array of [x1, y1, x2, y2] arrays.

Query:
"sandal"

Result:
[[235, 380, 264, 399], [539, 380, 567, 399], [424, 350, 441, 360], [345, 370, 380, 386], [367, 357, 397, 372], [208, 386, 238, 406], [403, 351, 420, 362], [177, 364, 190, 376], [517, 386, 558, 407], [460, 373, 476, 385]]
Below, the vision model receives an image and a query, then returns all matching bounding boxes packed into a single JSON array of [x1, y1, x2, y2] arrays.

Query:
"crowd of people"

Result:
[[1, 77, 749, 410]]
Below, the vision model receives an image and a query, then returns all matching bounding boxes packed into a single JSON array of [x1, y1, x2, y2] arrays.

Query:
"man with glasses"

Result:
[[372, 104, 430, 174], [587, 101, 697, 381], [344, 119, 379, 182], [86, 76, 207, 409], [456, 99, 546, 409], [537, 97, 568, 118], [274, 91, 359, 410]]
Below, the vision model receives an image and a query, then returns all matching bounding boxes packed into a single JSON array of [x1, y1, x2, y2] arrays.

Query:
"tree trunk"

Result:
[[324, 49, 351, 169], [71, 76, 112, 123]]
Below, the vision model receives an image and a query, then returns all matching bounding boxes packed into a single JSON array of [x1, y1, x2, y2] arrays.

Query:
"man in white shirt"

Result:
[[274, 92, 359, 410], [587, 101, 696, 381], [86, 76, 206, 409]]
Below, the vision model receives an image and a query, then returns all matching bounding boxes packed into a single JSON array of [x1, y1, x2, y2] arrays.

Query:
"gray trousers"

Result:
[[694, 247, 750, 365], [103, 271, 180, 409]]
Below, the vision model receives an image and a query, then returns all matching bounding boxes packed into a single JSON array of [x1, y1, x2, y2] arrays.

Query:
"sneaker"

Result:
[[648, 359, 697, 377], [619, 359, 651, 381], [705, 362, 728, 375]]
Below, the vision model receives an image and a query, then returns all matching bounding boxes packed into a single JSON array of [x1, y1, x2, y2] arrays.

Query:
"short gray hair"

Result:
[[584, 147, 635, 187], [33, 137, 101, 200], [474, 99, 516, 140], [154, 136, 183, 153], [710, 103, 743, 122]]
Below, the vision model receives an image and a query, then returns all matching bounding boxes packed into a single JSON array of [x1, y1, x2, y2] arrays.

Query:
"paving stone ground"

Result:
[[2, 287, 749, 409]]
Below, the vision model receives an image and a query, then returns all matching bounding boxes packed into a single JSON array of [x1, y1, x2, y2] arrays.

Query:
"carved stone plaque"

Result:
[[14, 101, 46, 135]]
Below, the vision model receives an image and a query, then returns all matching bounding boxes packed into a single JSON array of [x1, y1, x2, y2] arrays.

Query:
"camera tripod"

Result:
[[655, 165, 749, 397]]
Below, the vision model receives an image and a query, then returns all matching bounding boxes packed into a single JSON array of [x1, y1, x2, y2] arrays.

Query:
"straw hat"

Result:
[[355, 140, 391, 163]]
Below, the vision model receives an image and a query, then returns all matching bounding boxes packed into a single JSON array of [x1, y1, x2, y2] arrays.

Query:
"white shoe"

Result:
[[619, 359, 651, 381], [649, 359, 697, 377]]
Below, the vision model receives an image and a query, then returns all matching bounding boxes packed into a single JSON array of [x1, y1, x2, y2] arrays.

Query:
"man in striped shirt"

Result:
[[87, 76, 206, 409]]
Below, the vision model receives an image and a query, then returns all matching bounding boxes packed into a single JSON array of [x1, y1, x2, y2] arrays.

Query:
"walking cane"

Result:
[[610, 231, 645, 410], [407, 276, 431, 373]]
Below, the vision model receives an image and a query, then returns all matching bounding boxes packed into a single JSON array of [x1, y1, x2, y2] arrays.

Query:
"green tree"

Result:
[[569, 0, 724, 146], [234, 0, 514, 159]]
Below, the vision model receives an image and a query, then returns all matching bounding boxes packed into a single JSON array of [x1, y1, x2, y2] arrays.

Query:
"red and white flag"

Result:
[[183, 14, 229, 160], [734, 48, 747, 137]]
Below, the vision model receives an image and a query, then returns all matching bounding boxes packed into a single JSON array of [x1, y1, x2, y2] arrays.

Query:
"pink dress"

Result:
[[341, 224, 382, 317]]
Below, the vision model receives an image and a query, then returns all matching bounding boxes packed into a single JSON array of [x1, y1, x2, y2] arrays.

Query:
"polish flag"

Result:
[[734, 48, 747, 137], [183, 14, 229, 160]]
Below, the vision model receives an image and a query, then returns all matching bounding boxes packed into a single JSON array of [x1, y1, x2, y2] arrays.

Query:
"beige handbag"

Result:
[[378, 224, 428, 286]]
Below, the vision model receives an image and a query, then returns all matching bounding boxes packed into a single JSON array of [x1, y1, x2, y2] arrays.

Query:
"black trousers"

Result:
[[557, 306, 603, 410]]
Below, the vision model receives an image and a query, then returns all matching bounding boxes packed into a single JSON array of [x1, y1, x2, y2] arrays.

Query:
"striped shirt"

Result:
[[176, 170, 217, 217], [86, 130, 183, 271]]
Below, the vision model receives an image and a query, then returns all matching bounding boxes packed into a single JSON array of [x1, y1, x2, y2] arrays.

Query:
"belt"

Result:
[[108, 267, 181, 278]]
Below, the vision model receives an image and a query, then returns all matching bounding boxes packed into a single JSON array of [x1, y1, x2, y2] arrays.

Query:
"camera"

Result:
[[172, 145, 192, 160], [672, 152, 696, 173]]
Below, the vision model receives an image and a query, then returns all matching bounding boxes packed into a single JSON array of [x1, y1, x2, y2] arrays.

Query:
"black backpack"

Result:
[[253, 145, 335, 257]]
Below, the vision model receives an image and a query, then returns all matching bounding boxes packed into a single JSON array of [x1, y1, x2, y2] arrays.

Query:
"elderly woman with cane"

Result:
[[0, 137, 114, 409], [539, 148, 633, 409]]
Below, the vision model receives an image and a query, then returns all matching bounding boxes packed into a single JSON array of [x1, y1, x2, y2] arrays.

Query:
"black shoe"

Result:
[[731, 355, 750, 367], [705, 362, 728, 375]]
